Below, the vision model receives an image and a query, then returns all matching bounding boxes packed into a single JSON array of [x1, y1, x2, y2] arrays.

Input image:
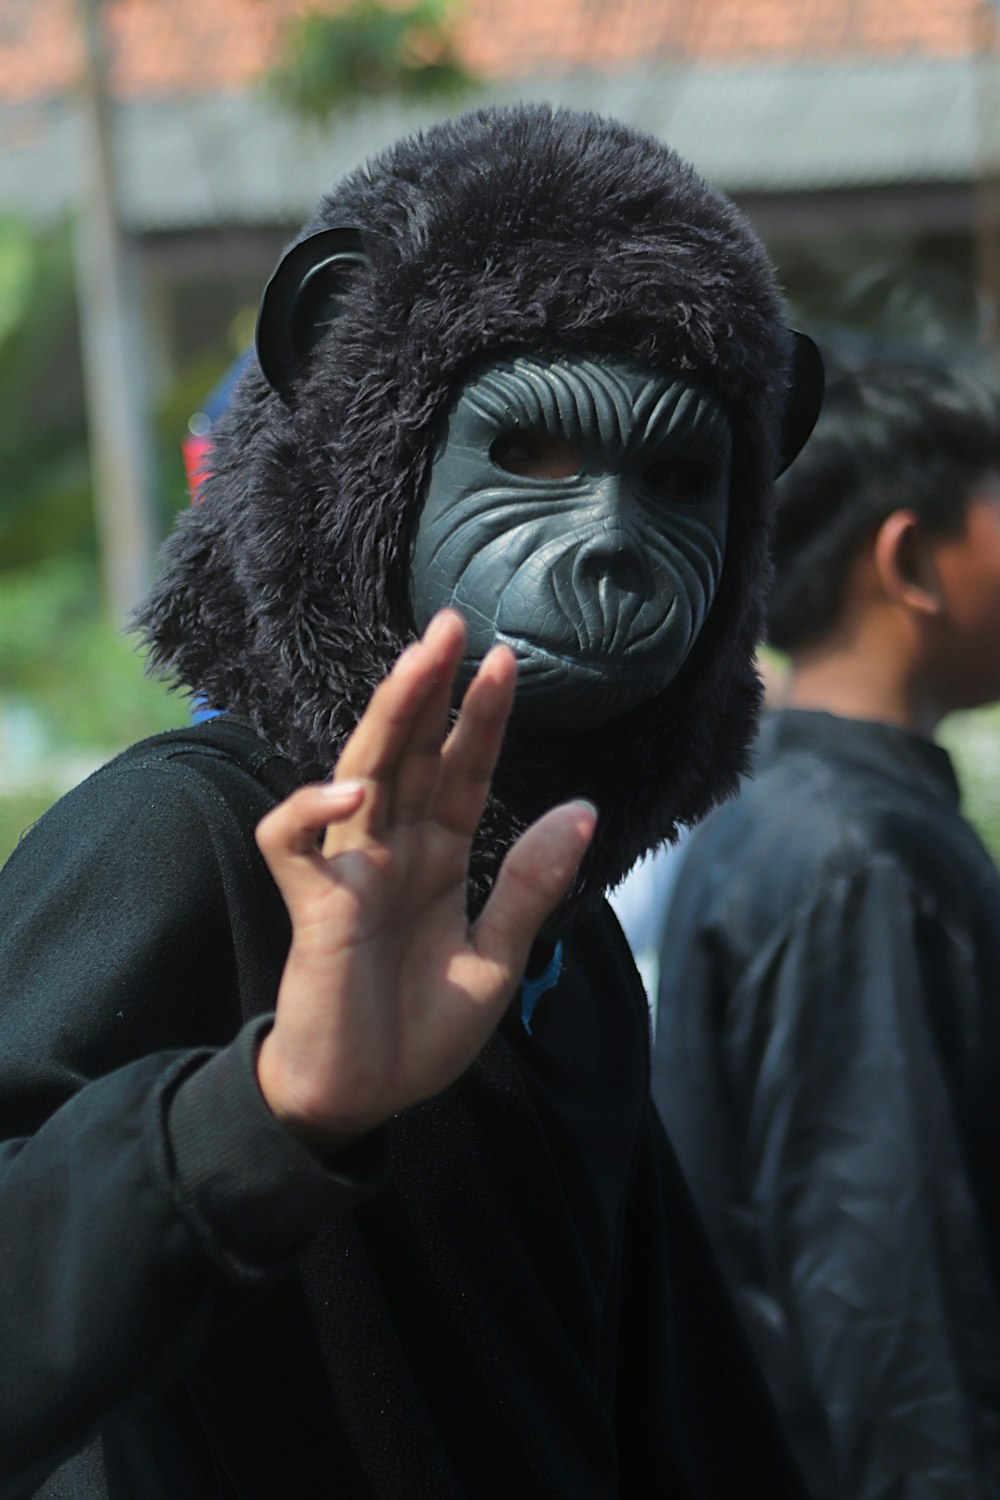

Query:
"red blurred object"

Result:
[[182, 430, 213, 502], [181, 350, 254, 504]]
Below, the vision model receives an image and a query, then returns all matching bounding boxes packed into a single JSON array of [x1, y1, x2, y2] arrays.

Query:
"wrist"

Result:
[[255, 1031, 370, 1160]]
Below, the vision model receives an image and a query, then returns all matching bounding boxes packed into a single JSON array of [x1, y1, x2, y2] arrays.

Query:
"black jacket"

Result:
[[654, 708, 1000, 1499], [0, 718, 804, 1500]]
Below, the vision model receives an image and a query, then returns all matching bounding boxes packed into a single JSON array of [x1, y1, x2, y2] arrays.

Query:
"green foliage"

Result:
[[268, 0, 473, 121], [0, 212, 247, 577], [0, 218, 93, 570], [0, 555, 189, 864], [940, 706, 1000, 868], [0, 220, 36, 347], [0, 556, 183, 750], [0, 223, 250, 871]]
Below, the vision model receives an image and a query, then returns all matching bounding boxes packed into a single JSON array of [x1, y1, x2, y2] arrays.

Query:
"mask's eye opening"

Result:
[[490, 431, 583, 480], [643, 457, 711, 504]]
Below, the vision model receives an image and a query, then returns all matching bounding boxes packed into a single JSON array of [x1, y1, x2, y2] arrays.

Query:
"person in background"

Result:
[[653, 361, 1000, 1499]]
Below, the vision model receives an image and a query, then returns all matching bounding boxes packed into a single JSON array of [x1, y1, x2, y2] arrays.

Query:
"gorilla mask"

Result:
[[410, 355, 731, 734], [137, 103, 822, 910]]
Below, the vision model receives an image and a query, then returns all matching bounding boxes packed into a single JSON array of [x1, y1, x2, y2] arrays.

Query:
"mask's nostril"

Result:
[[577, 537, 648, 595], [609, 551, 646, 593]]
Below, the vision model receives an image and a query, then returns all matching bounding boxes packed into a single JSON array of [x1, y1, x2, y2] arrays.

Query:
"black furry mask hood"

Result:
[[138, 103, 796, 915]]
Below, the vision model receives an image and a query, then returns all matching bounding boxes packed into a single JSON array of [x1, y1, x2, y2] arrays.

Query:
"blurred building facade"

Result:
[[1, 0, 999, 391]]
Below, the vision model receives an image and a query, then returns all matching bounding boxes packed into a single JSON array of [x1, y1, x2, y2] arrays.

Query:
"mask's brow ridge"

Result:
[[642, 384, 730, 460], [463, 359, 623, 450], [462, 356, 728, 462]]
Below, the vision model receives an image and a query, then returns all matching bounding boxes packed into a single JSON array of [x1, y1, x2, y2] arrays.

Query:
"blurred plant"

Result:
[[0, 210, 247, 574], [268, 0, 473, 121], [940, 706, 1000, 869], [0, 220, 36, 347], [0, 555, 181, 749], [0, 217, 93, 570]]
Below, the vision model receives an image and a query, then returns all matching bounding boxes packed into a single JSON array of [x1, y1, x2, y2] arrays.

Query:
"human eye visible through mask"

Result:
[[490, 430, 584, 481], [642, 456, 713, 506]]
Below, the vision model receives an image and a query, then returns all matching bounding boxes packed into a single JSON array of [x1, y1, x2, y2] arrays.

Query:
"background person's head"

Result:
[[767, 361, 1000, 732]]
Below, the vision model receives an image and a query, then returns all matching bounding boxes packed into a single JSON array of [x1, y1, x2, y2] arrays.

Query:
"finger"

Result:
[[428, 644, 517, 838], [256, 780, 366, 907], [332, 611, 466, 838], [471, 801, 597, 979], [389, 628, 471, 826]]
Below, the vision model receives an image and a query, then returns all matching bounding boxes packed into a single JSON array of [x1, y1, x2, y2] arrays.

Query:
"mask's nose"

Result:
[[524, 486, 650, 655], [574, 525, 648, 595], [571, 478, 650, 598]]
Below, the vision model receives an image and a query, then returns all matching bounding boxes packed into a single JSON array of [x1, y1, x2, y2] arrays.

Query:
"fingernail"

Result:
[[320, 779, 365, 802]]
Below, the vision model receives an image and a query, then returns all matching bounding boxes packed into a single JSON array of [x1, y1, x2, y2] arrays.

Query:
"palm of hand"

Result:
[[255, 612, 595, 1154]]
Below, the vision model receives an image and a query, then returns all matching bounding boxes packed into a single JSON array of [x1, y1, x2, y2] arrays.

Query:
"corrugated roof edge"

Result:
[[0, 57, 995, 230]]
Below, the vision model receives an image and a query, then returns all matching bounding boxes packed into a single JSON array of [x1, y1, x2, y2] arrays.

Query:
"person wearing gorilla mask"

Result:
[[0, 105, 820, 1498]]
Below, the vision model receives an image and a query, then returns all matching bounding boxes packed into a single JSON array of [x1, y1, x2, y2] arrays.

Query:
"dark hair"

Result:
[[768, 361, 1000, 651]]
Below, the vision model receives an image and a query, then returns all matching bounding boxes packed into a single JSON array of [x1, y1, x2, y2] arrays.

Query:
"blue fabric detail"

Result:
[[519, 940, 564, 1035], [191, 700, 222, 723]]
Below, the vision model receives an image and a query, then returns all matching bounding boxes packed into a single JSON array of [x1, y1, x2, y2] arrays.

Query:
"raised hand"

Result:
[[254, 610, 596, 1156]]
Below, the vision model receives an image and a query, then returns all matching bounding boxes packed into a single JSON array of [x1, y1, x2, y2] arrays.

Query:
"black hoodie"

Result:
[[0, 106, 807, 1498]]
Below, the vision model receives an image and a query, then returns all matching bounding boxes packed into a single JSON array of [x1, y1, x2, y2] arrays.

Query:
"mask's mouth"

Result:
[[491, 632, 676, 683], [489, 590, 683, 679]]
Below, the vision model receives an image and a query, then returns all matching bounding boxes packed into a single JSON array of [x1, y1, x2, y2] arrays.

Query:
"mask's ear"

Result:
[[775, 331, 824, 476], [255, 227, 371, 398]]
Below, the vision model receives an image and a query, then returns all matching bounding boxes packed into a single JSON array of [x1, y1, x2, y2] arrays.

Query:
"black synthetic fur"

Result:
[[136, 103, 793, 914]]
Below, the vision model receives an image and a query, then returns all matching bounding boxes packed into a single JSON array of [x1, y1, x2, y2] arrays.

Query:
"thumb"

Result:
[[471, 801, 597, 979]]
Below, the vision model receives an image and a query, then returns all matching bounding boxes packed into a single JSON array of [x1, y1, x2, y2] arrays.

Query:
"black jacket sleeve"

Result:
[[0, 758, 385, 1499], [702, 857, 1000, 1499]]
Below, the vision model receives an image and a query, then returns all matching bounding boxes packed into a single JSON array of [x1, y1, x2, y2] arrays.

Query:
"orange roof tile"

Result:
[[0, 0, 997, 107]]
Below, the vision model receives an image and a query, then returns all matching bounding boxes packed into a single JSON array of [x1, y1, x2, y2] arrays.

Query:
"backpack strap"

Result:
[[126, 715, 304, 805]]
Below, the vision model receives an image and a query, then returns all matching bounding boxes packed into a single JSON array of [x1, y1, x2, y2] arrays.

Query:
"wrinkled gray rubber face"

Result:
[[410, 354, 731, 736]]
